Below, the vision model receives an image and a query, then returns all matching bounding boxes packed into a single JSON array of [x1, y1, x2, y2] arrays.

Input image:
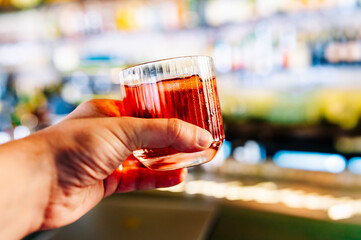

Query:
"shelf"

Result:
[[223, 119, 361, 156]]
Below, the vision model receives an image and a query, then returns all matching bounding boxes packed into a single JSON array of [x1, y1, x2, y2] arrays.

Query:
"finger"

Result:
[[103, 167, 187, 197], [114, 117, 213, 153], [117, 167, 187, 193], [66, 101, 214, 152], [43, 117, 211, 186], [67, 100, 214, 152], [66, 99, 125, 120]]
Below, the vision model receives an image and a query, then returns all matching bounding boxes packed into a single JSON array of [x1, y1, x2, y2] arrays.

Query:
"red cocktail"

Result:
[[119, 56, 225, 170]]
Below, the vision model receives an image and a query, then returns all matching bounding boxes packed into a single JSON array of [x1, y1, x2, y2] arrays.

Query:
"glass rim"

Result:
[[118, 55, 215, 86], [119, 55, 213, 72]]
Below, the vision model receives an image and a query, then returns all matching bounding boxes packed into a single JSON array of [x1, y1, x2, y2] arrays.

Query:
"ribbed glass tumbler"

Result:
[[118, 56, 225, 170]]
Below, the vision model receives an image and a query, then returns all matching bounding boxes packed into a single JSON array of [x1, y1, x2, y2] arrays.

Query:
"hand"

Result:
[[37, 99, 213, 230]]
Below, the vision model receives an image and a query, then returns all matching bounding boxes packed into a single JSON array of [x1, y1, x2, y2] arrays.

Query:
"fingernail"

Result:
[[196, 129, 213, 148]]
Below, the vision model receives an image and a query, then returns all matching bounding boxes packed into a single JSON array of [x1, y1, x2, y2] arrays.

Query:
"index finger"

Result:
[[66, 99, 126, 120]]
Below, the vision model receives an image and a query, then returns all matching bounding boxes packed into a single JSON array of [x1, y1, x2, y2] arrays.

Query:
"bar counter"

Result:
[[26, 160, 361, 240]]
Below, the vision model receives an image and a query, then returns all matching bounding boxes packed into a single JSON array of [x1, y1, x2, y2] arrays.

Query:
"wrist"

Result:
[[19, 132, 57, 235], [0, 130, 57, 239]]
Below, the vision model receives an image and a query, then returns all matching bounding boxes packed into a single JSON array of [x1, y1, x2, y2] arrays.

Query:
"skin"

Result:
[[0, 99, 213, 240]]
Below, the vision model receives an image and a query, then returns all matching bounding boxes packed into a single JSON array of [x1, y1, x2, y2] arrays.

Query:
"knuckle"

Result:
[[78, 99, 97, 110], [167, 118, 183, 142], [115, 118, 139, 151]]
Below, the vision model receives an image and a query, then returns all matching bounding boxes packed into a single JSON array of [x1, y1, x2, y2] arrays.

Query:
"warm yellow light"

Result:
[[225, 186, 242, 200], [253, 188, 279, 204], [304, 193, 322, 210], [184, 180, 203, 195], [281, 190, 305, 208], [167, 182, 185, 193], [157, 179, 361, 220], [11, 0, 41, 8], [328, 204, 354, 220]]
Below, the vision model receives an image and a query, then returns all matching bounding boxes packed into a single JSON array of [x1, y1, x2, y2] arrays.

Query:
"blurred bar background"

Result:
[[3, 0, 361, 239]]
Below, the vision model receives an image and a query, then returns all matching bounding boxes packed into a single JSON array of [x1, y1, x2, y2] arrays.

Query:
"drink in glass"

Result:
[[119, 56, 225, 170]]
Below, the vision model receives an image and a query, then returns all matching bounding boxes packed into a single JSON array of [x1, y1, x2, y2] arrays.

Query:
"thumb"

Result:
[[114, 117, 213, 153]]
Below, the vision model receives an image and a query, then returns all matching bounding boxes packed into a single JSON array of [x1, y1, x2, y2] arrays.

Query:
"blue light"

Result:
[[347, 157, 361, 175], [273, 151, 346, 173], [223, 140, 232, 159]]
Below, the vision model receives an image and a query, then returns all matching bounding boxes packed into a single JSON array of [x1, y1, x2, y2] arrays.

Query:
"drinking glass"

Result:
[[119, 56, 225, 170]]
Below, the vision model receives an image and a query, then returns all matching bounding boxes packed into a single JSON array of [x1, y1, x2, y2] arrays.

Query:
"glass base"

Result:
[[133, 147, 219, 171]]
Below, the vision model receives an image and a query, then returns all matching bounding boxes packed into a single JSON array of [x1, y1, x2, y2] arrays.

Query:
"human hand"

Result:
[[37, 99, 213, 230]]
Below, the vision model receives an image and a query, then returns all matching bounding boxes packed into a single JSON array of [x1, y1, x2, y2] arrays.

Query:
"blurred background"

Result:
[[3, 0, 361, 239]]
